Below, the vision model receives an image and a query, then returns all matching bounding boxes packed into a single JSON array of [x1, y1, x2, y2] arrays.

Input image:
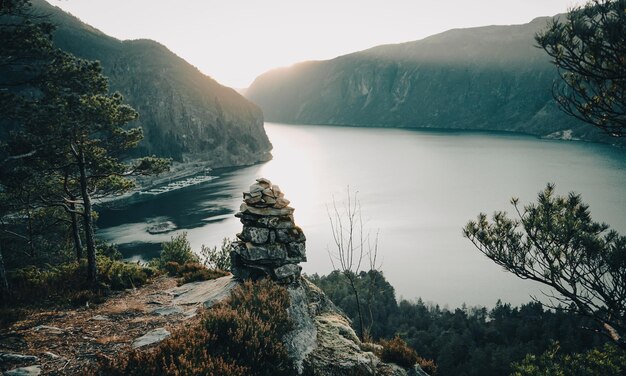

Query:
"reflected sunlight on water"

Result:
[[97, 123, 626, 307]]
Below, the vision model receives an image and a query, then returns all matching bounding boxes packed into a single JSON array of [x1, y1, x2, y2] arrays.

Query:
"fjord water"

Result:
[[97, 123, 626, 307]]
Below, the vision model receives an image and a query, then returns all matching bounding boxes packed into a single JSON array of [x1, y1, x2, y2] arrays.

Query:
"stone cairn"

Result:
[[231, 178, 306, 284]]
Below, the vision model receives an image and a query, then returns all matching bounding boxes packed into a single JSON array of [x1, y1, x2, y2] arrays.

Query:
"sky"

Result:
[[51, 0, 585, 89]]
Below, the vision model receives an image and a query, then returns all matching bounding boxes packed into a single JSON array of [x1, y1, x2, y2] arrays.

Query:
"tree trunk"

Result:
[[0, 244, 9, 301], [70, 204, 83, 262], [347, 274, 365, 341], [78, 151, 97, 286]]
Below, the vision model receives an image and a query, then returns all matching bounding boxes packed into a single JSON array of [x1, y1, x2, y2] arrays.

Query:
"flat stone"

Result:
[[276, 227, 306, 243], [132, 328, 170, 349], [0, 353, 38, 362], [90, 315, 109, 321], [249, 183, 264, 193], [287, 241, 307, 258], [170, 275, 239, 308], [245, 195, 263, 205], [32, 325, 63, 335], [274, 197, 290, 208], [5, 365, 41, 376], [263, 196, 277, 205], [240, 203, 294, 216], [257, 215, 295, 229], [256, 178, 272, 188], [241, 226, 270, 244], [274, 264, 301, 279], [151, 306, 184, 316], [236, 242, 287, 261]]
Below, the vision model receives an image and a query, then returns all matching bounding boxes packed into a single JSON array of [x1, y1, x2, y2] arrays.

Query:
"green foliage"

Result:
[[379, 336, 419, 368], [96, 279, 295, 376], [464, 184, 626, 349], [512, 342, 626, 376], [536, 0, 626, 137], [311, 271, 608, 376], [152, 232, 199, 269], [3, 254, 153, 306], [200, 237, 232, 272]]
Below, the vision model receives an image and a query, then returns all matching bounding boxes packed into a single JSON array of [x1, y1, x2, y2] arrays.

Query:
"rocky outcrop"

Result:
[[29, 0, 272, 167], [227, 179, 426, 375], [247, 15, 621, 146], [231, 178, 306, 283]]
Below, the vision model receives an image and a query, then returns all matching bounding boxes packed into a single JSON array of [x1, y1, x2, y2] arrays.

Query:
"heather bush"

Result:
[[379, 336, 419, 368], [96, 278, 295, 376]]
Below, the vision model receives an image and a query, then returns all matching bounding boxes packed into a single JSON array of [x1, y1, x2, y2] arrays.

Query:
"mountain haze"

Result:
[[247, 16, 615, 143], [33, 0, 271, 167]]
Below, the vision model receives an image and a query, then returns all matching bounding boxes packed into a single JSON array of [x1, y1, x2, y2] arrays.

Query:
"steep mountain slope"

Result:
[[33, 0, 271, 166], [247, 16, 614, 144]]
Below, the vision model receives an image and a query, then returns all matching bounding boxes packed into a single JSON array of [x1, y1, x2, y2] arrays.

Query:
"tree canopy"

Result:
[[0, 0, 169, 287], [536, 0, 626, 137], [464, 184, 626, 350]]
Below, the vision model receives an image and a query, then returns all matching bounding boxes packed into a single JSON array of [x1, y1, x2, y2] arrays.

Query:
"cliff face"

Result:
[[246, 16, 615, 144], [33, 0, 271, 166]]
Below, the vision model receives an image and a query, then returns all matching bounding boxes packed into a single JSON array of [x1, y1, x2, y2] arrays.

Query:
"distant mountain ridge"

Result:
[[33, 0, 272, 167], [247, 16, 619, 145]]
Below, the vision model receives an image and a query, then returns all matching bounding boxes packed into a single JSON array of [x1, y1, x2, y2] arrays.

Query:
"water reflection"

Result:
[[97, 123, 626, 307]]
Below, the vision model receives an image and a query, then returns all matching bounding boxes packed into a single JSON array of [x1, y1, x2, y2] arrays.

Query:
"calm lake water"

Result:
[[97, 123, 626, 308]]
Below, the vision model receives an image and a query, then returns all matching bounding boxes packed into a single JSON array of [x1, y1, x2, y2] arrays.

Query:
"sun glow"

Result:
[[51, 0, 585, 88]]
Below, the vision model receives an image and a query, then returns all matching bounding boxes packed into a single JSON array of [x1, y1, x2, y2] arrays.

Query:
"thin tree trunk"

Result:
[[70, 203, 83, 261], [0, 244, 9, 301], [347, 275, 365, 341], [78, 151, 97, 286]]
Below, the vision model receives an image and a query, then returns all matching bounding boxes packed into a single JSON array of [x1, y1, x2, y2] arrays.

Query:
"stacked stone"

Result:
[[231, 178, 306, 284]]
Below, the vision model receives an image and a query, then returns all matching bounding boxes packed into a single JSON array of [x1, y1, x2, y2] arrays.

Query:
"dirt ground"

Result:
[[0, 276, 202, 375]]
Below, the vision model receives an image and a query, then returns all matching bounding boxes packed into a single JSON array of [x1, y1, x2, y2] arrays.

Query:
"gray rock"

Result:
[[274, 264, 301, 279], [274, 197, 290, 208], [263, 195, 277, 205], [32, 325, 63, 334], [240, 203, 294, 216], [244, 195, 263, 205], [151, 306, 184, 316], [241, 226, 270, 244], [237, 242, 287, 262], [276, 227, 306, 243], [287, 242, 307, 259], [90, 315, 109, 321], [284, 283, 317, 374], [257, 215, 295, 229], [256, 178, 272, 187], [170, 275, 239, 308], [132, 328, 171, 349], [0, 353, 38, 362], [249, 183, 264, 193], [5, 365, 41, 376]]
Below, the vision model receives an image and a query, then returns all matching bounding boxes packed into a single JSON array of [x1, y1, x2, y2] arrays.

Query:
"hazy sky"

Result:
[[51, 0, 585, 88]]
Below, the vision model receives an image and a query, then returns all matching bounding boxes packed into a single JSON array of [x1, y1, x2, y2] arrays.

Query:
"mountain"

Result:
[[246, 16, 616, 144], [33, 0, 271, 167]]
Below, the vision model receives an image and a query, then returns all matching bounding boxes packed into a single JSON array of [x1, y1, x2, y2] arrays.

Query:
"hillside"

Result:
[[32, 0, 271, 167], [246, 16, 617, 144]]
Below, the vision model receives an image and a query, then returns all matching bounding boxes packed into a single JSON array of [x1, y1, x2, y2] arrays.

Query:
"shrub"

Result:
[[200, 237, 232, 272], [163, 261, 229, 285], [152, 232, 199, 269], [96, 279, 295, 376], [379, 336, 419, 368], [5, 255, 154, 306], [512, 342, 626, 376]]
